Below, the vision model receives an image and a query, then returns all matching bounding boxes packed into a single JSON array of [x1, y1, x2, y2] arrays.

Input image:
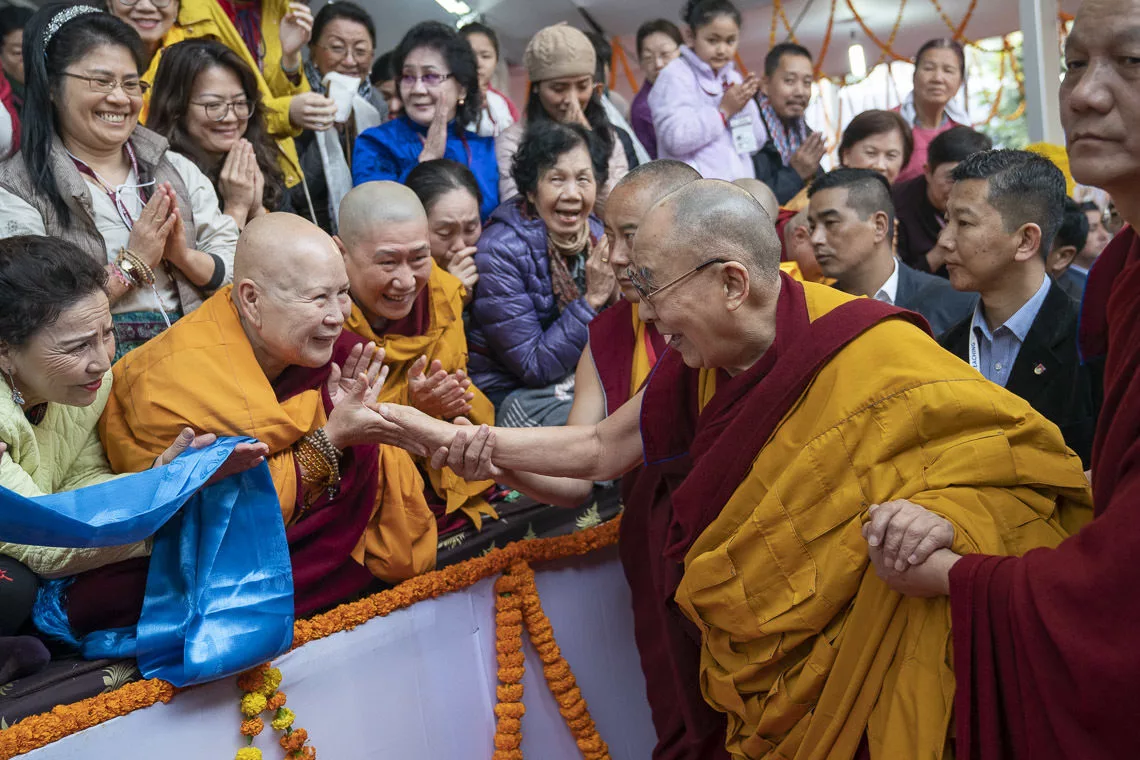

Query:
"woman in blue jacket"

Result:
[[352, 22, 499, 220], [468, 121, 617, 427]]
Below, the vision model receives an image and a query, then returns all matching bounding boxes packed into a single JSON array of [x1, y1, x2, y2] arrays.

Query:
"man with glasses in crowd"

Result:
[[374, 178, 1085, 758]]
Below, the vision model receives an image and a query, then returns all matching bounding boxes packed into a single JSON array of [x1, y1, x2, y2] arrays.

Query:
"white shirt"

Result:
[[872, 257, 901, 305]]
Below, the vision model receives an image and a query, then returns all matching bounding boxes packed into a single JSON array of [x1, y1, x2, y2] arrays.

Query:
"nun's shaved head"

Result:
[[338, 181, 428, 247]]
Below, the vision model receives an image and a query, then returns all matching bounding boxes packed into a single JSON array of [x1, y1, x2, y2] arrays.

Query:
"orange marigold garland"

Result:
[[493, 561, 612, 760], [235, 664, 315, 760], [0, 519, 620, 760]]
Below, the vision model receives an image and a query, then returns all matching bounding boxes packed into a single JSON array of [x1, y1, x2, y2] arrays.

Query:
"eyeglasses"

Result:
[[115, 0, 175, 8], [318, 41, 373, 61], [190, 99, 253, 121], [61, 72, 149, 97], [626, 258, 728, 305], [639, 48, 679, 68], [400, 72, 453, 88]]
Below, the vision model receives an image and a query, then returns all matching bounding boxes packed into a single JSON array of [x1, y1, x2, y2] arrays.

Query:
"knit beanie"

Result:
[[523, 23, 597, 82]]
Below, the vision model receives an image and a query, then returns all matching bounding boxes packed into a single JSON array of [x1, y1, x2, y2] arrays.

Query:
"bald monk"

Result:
[[732, 178, 780, 221], [377, 180, 1091, 759], [334, 181, 496, 531], [68, 214, 436, 632]]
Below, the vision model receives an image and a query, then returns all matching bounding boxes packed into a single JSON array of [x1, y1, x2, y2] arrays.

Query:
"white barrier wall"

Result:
[[24, 547, 658, 759]]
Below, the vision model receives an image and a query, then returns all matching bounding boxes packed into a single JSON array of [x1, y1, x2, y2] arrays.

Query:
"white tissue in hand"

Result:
[[323, 72, 361, 124]]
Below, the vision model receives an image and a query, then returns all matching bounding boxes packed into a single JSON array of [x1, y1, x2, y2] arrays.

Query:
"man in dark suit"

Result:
[[807, 167, 976, 336], [937, 149, 1095, 466]]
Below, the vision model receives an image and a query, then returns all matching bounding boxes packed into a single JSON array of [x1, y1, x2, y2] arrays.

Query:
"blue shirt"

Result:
[[968, 275, 1051, 387], [351, 116, 500, 221]]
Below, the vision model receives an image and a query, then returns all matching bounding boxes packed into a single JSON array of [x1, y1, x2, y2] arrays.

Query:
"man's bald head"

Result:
[[613, 159, 701, 199], [235, 213, 345, 294], [338, 181, 428, 247], [732, 178, 780, 220], [232, 213, 352, 379], [645, 180, 782, 280]]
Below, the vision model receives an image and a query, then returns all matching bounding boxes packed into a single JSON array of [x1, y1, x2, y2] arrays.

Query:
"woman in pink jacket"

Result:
[[649, 0, 766, 181]]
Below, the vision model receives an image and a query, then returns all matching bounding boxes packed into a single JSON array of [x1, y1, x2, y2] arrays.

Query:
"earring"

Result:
[[4, 369, 24, 406]]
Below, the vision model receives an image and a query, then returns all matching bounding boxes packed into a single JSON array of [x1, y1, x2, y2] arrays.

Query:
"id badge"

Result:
[[730, 113, 759, 155]]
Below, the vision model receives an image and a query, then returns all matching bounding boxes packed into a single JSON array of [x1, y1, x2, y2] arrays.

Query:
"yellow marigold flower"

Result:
[[260, 668, 283, 696], [271, 707, 296, 731], [240, 692, 268, 717], [235, 748, 262, 760]]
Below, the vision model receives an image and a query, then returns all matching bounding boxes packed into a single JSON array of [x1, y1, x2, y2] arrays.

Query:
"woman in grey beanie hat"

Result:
[[494, 23, 627, 211]]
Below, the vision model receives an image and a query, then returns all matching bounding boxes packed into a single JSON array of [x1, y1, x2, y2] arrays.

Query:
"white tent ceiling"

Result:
[[352, 0, 1083, 82]]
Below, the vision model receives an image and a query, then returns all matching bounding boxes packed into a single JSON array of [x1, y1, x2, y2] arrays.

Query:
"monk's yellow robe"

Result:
[[99, 288, 436, 615], [345, 265, 498, 528], [663, 282, 1091, 759]]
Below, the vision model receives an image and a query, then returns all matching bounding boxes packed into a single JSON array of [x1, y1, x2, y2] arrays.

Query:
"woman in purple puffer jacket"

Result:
[[467, 120, 618, 427]]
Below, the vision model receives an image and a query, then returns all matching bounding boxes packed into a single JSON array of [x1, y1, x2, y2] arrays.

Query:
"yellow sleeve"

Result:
[[352, 444, 437, 583]]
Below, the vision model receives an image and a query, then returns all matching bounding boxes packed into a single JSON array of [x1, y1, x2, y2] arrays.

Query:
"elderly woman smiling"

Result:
[[0, 236, 266, 636], [0, 5, 238, 359], [468, 121, 616, 427]]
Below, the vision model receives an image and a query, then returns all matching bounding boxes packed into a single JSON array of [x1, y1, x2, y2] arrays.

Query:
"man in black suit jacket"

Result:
[[807, 168, 976, 336], [937, 150, 1096, 465]]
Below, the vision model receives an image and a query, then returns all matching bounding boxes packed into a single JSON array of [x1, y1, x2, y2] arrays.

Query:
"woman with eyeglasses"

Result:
[[0, 5, 238, 359], [108, 0, 337, 195], [467, 120, 616, 427], [287, 1, 383, 232], [353, 21, 499, 221], [146, 39, 286, 229], [630, 19, 683, 160]]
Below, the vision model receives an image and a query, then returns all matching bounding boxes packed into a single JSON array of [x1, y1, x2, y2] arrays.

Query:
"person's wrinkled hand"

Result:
[[584, 236, 617, 311], [418, 94, 452, 162], [324, 369, 416, 452], [862, 499, 955, 572], [0, 441, 7, 460], [152, 427, 270, 485], [869, 545, 960, 598], [408, 355, 474, 419], [278, 2, 314, 62], [446, 246, 479, 297], [327, 342, 387, 409], [431, 420, 503, 481]]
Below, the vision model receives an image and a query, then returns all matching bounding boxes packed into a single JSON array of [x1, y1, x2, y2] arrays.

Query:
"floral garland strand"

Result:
[[493, 561, 612, 760], [0, 519, 621, 759], [235, 664, 315, 760]]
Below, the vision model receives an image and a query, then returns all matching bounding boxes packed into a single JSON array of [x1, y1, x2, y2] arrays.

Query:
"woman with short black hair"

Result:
[[0, 5, 238, 359], [353, 21, 499, 220], [468, 121, 616, 427], [405, 158, 483, 299]]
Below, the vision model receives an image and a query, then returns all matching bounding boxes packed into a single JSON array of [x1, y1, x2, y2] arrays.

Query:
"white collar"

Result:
[[873, 256, 901, 305]]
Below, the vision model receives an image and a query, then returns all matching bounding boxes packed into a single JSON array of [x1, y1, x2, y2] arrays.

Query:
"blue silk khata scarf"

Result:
[[0, 437, 293, 687]]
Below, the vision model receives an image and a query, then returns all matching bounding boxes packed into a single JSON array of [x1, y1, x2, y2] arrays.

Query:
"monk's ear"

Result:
[[234, 280, 262, 327], [332, 235, 348, 260], [721, 261, 750, 311], [1012, 222, 1044, 264]]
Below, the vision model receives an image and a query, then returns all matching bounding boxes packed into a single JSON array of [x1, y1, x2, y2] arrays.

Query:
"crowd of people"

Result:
[[0, 0, 1134, 756]]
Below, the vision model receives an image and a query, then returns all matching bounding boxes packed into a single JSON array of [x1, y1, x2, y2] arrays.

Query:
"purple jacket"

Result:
[[631, 80, 657, 160], [467, 199, 605, 398], [648, 46, 767, 181]]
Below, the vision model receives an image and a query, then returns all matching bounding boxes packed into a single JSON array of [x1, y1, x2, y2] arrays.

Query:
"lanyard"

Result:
[[967, 326, 980, 372], [68, 143, 154, 230]]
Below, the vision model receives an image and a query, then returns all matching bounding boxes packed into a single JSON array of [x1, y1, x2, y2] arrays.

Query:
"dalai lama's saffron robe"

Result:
[[345, 266, 496, 530], [588, 299, 666, 416], [75, 289, 436, 630], [627, 274, 1091, 760], [948, 227, 1140, 760]]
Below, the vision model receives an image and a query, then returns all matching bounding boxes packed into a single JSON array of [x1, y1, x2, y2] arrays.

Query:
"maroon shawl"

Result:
[[589, 299, 667, 416], [620, 275, 919, 760], [67, 333, 383, 631], [949, 227, 1140, 759]]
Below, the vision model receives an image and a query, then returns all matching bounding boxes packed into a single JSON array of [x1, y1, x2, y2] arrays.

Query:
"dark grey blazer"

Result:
[[894, 261, 978, 338]]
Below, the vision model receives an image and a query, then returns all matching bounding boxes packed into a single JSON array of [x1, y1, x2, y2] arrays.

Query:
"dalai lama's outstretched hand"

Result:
[[374, 402, 459, 457], [863, 499, 956, 572], [328, 341, 387, 408], [430, 420, 503, 481]]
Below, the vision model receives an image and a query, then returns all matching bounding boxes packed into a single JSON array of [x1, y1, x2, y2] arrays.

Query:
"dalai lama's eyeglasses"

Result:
[[626, 258, 728, 305]]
